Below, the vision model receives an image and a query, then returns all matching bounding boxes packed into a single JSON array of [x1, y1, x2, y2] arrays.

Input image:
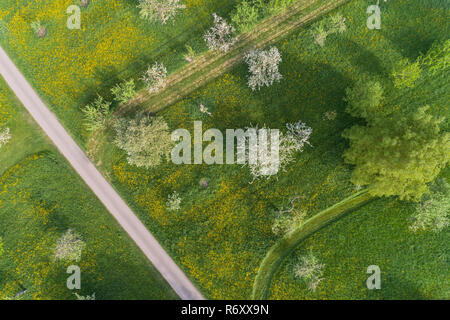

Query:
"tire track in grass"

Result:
[[252, 189, 374, 299], [118, 0, 350, 114]]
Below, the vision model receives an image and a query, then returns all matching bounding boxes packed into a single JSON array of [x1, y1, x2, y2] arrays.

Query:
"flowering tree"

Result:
[[138, 0, 186, 24], [245, 121, 312, 181], [272, 196, 306, 236], [114, 116, 173, 168], [244, 46, 282, 90], [410, 178, 450, 232], [294, 252, 324, 292], [0, 127, 11, 148], [166, 191, 182, 211], [204, 13, 237, 52], [141, 62, 167, 94], [54, 229, 86, 262]]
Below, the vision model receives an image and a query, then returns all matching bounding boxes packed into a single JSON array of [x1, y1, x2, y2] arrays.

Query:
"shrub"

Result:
[[311, 13, 346, 47], [30, 20, 46, 38], [184, 44, 196, 63], [111, 79, 137, 104], [344, 75, 384, 119], [311, 23, 328, 47], [82, 95, 112, 132], [0, 127, 11, 149], [166, 191, 182, 211], [272, 208, 306, 236], [231, 1, 260, 33]]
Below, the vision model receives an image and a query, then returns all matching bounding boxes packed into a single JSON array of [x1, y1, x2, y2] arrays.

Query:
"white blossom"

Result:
[[141, 62, 168, 94], [138, 0, 186, 24], [204, 13, 237, 52], [199, 104, 212, 117], [294, 252, 324, 292], [0, 127, 11, 149], [245, 47, 282, 91], [54, 229, 86, 262], [244, 121, 312, 181], [166, 191, 181, 211]]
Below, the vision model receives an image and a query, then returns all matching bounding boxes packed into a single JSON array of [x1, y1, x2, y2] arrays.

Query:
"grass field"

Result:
[[0, 77, 177, 299], [0, 0, 239, 143], [270, 169, 450, 300], [0, 0, 448, 299], [95, 0, 448, 299]]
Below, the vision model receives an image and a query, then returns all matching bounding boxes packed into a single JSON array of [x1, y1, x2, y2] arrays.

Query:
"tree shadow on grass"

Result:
[[335, 38, 388, 76], [366, 274, 427, 300], [385, 26, 438, 62], [265, 61, 353, 131]]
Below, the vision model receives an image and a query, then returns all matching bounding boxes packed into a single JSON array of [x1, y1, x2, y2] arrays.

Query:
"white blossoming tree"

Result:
[[0, 127, 11, 149], [54, 229, 86, 262], [138, 0, 186, 24], [245, 121, 312, 181], [410, 178, 450, 232], [141, 62, 168, 94], [244, 46, 282, 91], [166, 191, 182, 211], [294, 251, 324, 292], [204, 13, 237, 52]]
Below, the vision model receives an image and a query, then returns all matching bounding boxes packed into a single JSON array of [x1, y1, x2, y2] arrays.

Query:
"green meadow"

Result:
[[0, 0, 448, 299], [0, 77, 177, 299]]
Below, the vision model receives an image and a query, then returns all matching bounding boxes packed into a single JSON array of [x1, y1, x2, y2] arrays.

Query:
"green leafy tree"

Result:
[[343, 106, 450, 201], [231, 1, 260, 33], [392, 58, 422, 89], [114, 115, 174, 168], [82, 95, 112, 132], [344, 75, 384, 119], [420, 39, 450, 75], [111, 79, 136, 104]]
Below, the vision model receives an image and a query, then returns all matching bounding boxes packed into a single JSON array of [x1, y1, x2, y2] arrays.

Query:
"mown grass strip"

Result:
[[252, 189, 374, 299]]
